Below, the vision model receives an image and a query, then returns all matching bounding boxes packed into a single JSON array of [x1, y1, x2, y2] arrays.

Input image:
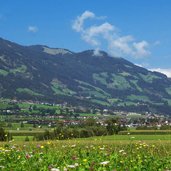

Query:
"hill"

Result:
[[0, 37, 171, 114]]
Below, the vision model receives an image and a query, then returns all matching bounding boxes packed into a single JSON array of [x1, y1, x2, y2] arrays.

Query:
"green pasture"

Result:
[[6, 130, 171, 142], [0, 135, 171, 170], [119, 130, 171, 135], [85, 134, 171, 141]]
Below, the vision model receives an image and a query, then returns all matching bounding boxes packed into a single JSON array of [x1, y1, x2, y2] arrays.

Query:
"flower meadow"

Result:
[[0, 139, 171, 171]]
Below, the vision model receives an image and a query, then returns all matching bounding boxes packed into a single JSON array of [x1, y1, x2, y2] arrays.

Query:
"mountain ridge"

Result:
[[0, 37, 171, 114]]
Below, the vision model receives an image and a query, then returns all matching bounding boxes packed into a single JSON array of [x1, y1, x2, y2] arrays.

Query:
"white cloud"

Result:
[[133, 41, 150, 57], [72, 10, 95, 32], [135, 63, 143, 67], [72, 11, 150, 58], [82, 22, 114, 46], [28, 26, 38, 33], [150, 68, 171, 78], [93, 48, 103, 56], [109, 35, 134, 56], [135, 62, 150, 68]]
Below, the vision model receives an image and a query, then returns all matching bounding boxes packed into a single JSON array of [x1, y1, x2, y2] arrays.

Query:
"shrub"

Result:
[[160, 125, 171, 130], [136, 126, 158, 130], [25, 136, 30, 141]]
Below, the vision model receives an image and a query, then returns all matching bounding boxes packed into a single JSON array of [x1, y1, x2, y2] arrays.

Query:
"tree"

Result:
[[105, 118, 122, 134], [33, 105, 37, 110], [0, 127, 6, 141], [20, 122, 24, 128], [33, 123, 37, 128], [84, 118, 97, 126], [7, 122, 13, 128]]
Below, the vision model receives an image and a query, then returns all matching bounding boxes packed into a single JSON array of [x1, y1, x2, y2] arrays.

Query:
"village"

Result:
[[0, 99, 171, 131]]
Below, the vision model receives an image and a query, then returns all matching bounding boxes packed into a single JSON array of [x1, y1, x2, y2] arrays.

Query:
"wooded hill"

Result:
[[1, 37, 171, 114]]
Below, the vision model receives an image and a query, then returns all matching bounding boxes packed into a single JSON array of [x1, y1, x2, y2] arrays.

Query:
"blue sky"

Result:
[[0, 0, 171, 76]]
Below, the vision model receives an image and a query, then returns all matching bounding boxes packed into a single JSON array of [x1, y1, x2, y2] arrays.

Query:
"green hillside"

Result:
[[0, 37, 171, 114]]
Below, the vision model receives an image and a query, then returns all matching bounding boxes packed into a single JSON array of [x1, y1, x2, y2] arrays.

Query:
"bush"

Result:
[[79, 129, 91, 138], [136, 126, 158, 130], [89, 126, 107, 136], [25, 136, 30, 141], [119, 130, 171, 135], [160, 125, 171, 130], [34, 130, 54, 141]]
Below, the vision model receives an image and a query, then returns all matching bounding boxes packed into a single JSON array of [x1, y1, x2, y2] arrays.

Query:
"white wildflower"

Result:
[[51, 168, 60, 171], [74, 163, 79, 167], [71, 144, 76, 148], [67, 165, 76, 168], [100, 161, 110, 165], [100, 147, 105, 150], [119, 149, 124, 153], [63, 167, 67, 171]]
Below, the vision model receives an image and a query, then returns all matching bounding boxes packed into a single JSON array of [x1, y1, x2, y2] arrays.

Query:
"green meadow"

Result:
[[0, 134, 171, 170]]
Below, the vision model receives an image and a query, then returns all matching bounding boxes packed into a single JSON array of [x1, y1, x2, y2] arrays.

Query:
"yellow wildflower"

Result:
[[83, 159, 87, 162]]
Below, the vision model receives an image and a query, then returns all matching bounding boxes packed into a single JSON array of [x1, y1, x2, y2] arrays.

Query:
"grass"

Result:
[[119, 72, 130, 77], [130, 80, 143, 92], [93, 73, 108, 86], [79, 113, 97, 117], [119, 130, 171, 135], [126, 95, 150, 102], [13, 136, 34, 141], [10, 65, 27, 74], [16, 88, 43, 96], [0, 69, 8, 76], [109, 75, 130, 90], [18, 102, 60, 110], [90, 99, 110, 106], [4, 126, 171, 143], [6, 133, 171, 142], [166, 87, 171, 96], [85, 134, 171, 141], [164, 98, 171, 106], [7, 130, 53, 137], [0, 135, 171, 170], [139, 73, 160, 83], [51, 79, 76, 96]]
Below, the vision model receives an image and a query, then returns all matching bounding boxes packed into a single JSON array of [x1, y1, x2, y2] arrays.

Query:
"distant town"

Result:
[[1, 99, 171, 131]]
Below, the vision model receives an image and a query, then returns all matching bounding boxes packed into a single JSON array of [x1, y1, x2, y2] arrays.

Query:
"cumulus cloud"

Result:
[[82, 22, 114, 46], [133, 41, 150, 57], [150, 68, 171, 78], [72, 11, 151, 58], [72, 11, 95, 32], [28, 26, 38, 33], [93, 48, 103, 56], [109, 35, 134, 56]]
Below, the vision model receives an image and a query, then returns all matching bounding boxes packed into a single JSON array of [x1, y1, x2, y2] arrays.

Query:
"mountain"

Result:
[[1, 37, 171, 114]]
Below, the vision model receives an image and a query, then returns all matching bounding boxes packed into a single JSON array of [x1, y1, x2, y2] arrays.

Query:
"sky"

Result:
[[0, 0, 171, 77]]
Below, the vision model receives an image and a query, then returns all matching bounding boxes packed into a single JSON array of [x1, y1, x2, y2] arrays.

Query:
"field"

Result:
[[1, 99, 171, 170], [0, 134, 171, 170]]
